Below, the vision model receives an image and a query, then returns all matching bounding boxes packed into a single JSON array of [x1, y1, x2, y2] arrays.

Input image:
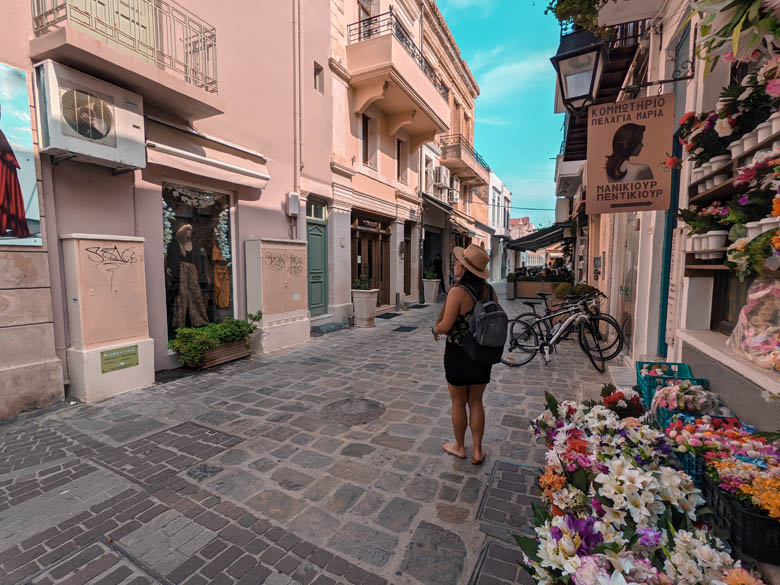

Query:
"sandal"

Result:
[[471, 455, 486, 465], [442, 443, 467, 459]]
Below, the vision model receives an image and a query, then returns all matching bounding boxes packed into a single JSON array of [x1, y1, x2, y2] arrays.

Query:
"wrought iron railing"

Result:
[[31, 0, 218, 93], [559, 19, 650, 49], [440, 134, 490, 173], [347, 10, 449, 101]]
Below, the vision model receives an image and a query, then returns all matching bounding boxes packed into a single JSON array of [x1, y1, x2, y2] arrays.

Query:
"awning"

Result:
[[507, 222, 572, 251], [422, 192, 453, 214], [145, 120, 270, 190]]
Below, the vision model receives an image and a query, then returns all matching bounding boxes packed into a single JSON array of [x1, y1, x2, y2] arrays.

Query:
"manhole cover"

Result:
[[321, 398, 385, 425]]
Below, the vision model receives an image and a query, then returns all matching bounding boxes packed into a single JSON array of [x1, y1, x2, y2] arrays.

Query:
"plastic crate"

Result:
[[640, 373, 705, 410], [702, 475, 779, 562], [676, 451, 705, 487]]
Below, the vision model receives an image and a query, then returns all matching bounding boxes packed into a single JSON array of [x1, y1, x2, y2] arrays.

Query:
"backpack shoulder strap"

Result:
[[456, 284, 479, 304]]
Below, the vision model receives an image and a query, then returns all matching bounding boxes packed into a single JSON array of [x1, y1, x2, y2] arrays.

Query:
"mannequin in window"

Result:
[[167, 224, 208, 329]]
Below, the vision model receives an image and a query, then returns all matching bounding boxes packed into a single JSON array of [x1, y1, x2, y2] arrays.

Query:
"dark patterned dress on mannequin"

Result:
[[167, 238, 208, 329]]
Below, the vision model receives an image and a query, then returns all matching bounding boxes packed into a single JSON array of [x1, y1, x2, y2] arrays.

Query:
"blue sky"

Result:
[[438, 0, 562, 227]]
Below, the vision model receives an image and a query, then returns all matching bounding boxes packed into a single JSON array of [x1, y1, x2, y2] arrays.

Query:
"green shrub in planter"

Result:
[[168, 313, 261, 367], [573, 283, 597, 296], [507, 272, 517, 283], [423, 270, 438, 279], [554, 282, 574, 299]]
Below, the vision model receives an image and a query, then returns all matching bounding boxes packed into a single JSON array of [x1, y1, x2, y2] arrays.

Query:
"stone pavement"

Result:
[[0, 288, 608, 585]]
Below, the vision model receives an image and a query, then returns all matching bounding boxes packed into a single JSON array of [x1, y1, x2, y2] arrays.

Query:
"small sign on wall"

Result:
[[100, 345, 139, 373]]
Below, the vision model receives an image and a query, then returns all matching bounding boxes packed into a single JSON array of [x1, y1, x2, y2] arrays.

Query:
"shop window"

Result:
[[314, 62, 324, 93], [307, 200, 326, 220], [711, 271, 754, 335], [162, 183, 232, 338]]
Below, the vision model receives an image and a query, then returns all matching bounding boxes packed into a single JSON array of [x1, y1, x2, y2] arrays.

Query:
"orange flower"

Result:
[[739, 476, 780, 518], [773, 195, 780, 217]]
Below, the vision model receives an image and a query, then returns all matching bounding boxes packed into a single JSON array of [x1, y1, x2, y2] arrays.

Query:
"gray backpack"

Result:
[[458, 284, 508, 365]]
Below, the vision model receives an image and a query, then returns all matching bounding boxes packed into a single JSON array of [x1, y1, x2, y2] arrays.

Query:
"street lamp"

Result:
[[550, 29, 606, 115]]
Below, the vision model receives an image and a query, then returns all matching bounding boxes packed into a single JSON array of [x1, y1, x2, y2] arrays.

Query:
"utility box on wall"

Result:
[[246, 238, 310, 354], [61, 234, 155, 403]]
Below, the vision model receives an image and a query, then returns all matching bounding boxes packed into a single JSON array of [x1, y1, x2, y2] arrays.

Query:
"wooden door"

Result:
[[307, 221, 327, 316]]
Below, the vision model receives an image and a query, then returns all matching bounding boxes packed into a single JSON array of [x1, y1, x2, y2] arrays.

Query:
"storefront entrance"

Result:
[[162, 183, 233, 339], [616, 212, 640, 354], [351, 213, 390, 306]]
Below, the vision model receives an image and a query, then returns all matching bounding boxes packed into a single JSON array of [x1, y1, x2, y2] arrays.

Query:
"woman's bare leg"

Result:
[[443, 384, 468, 458], [467, 384, 487, 462]]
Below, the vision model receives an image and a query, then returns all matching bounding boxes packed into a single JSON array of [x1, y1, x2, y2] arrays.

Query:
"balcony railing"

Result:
[[559, 19, 650, 49], [440, 134, 490, 172], [31, 0, 218, 93], [347, 10, 449, 101]]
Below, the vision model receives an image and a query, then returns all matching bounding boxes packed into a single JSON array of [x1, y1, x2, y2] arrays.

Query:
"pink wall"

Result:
[[2, 0, 334, 370]]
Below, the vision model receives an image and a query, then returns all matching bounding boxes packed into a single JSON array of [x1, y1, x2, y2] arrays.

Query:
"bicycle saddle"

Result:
[[523, 299, 542, 308], [536, 292, 552, 298]]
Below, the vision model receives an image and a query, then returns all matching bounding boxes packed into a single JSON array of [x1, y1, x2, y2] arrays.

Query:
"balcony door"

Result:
[[68, 0, 157, 63]]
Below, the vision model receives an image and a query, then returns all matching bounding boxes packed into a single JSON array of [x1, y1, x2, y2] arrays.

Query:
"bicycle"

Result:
[[509, 291, 624, 361], [501, 299, 607, 372]]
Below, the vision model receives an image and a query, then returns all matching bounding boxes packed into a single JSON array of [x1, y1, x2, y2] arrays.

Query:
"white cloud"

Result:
[[476, 115, 513, 127], [477, 51, 555, 104], [468, 44, 506, 71]]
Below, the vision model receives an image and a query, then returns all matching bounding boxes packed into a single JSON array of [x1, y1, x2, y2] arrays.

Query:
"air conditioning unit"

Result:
[[448, 189, 459, 204], [433, 165, 450, 188], [451, 176, 461, 192], [34, 60, 146, 170]]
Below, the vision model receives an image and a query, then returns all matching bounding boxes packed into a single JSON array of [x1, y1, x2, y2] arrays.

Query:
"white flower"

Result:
[[738, 87, 753, 101], [715, 117, 734, 137]]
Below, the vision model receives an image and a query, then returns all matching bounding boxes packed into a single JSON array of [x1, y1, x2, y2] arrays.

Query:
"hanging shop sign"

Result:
[[586, 94, 675, 214]]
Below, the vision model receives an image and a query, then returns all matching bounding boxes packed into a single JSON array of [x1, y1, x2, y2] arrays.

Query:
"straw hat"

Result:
[[453, 244, 490, 279]]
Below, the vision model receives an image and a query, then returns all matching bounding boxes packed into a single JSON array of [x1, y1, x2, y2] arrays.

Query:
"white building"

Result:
[[488, 171, 512, 281]]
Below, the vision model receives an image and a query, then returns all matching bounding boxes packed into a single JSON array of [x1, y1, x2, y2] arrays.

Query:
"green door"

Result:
[[307, 221, 327, 316]]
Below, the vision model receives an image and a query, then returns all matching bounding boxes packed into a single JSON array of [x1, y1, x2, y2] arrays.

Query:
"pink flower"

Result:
[[723, 51, 735, 63], [767, 79, 780, 97], [739, 195, 749, 205]]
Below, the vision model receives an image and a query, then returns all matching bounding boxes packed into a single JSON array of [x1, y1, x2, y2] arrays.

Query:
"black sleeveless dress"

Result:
[[443, 305, 492, 386]]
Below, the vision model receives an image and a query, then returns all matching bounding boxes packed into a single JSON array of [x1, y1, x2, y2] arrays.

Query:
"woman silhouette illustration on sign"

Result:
[[605, 123, 654, 183], [0, 104, 30, 238]]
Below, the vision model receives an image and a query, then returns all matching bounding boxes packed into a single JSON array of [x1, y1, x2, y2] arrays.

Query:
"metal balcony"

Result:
[[31, 0, 218, 94], [348, 11, 449, 101], [439, 134, 490, 186]]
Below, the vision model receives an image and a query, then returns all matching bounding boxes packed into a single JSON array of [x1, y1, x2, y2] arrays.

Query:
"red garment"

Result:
[[0, 129, 30, 238]]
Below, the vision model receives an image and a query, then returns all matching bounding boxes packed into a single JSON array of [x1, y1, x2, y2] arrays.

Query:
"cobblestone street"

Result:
[[0, 292, 608, 585]]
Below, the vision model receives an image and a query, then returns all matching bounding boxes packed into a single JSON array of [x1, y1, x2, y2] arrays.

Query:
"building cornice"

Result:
[[331, 160, 356, 178], [424, 0, 480, 98], [329, 57, 352, 83]]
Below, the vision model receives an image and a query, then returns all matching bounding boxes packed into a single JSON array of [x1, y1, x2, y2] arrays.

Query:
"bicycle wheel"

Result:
[[509, 312, 550, 346], [578, 320, 605, 373], [502, 320, 539, 367], [581, 314, 624, 361]]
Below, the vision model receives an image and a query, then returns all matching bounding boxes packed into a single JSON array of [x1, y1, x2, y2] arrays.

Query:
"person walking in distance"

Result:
[[432, 244, 494, 464]]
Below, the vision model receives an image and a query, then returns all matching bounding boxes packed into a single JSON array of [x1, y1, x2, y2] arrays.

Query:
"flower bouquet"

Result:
[[518, 392, 767, 585], [726, 228, 780, 280], [651, 381, 719, 417], [678, 111, 730, 167], [715, 72, 778, 143], [601, 384, 645, 418]]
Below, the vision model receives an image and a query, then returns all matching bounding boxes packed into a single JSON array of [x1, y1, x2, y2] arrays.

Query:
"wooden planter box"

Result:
[[515, 281, 561, 298], [200, 339, 252, 369]]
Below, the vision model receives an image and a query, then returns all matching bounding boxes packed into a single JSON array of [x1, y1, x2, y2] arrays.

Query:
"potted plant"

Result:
[[351, 275, 379, 327], [168, 312, 262, 369], [506, 272, 516, 300], [422, 270, 441, 304]]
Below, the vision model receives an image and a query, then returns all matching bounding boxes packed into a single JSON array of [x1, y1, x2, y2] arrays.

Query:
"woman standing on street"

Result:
[[432, 244, 493, 465]]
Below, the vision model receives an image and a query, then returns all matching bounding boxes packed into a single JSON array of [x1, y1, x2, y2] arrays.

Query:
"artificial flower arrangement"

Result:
[[687, 0, 780, 67], [601, 383, 644, 418], [640, 363, 682, 378], [519, 393, 767, 585], [678, 111, 730, 167], [678, 200, 732, 234], [726, 227, 780, 280], [713, 71, 779, 142], [650, 381, 720, 416], [665, 417, 780, 521]]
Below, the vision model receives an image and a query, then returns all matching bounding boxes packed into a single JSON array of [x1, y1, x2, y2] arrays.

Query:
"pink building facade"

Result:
[[1, 0, 332, 417]]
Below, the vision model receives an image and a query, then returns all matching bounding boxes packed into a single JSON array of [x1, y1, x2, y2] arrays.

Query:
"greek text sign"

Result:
[[101, 345, 139, 373], [586, 95, 674, 214]]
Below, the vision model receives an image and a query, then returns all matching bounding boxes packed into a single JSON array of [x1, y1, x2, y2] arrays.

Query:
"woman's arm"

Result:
[[433, 287, 464, 335]]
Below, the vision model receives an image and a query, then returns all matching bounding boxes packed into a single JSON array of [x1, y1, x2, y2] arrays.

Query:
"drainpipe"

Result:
[[292, 0, 301, 194], [297, 0, 304, 174]]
